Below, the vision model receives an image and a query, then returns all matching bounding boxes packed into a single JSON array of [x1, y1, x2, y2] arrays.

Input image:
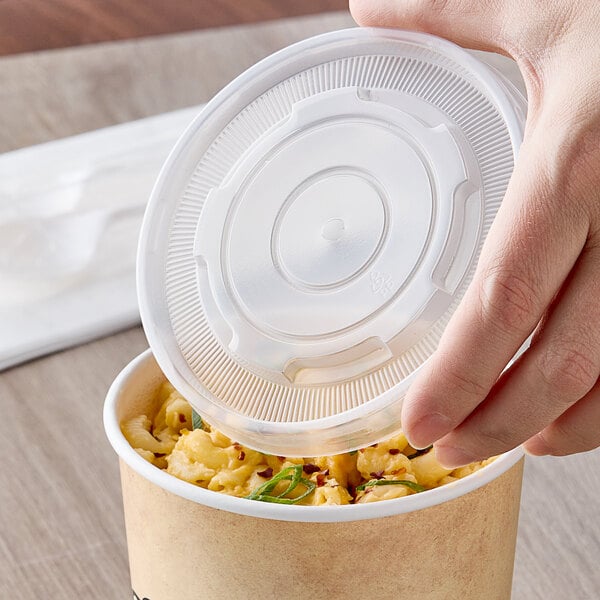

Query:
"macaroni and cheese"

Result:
[[122, 381, 493, 505]]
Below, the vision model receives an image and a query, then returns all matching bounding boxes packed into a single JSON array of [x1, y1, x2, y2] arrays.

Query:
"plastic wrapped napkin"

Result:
[[0, 106, 201, 370]]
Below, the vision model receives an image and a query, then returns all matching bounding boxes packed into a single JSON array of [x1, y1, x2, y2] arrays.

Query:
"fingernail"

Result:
[[522, 434, 551, 457], [434, 445, 477, 469], [405, 412, 452, 449]]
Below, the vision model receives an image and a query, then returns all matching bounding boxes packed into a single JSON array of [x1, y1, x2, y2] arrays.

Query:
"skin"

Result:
[[350, 0, 600, 466]]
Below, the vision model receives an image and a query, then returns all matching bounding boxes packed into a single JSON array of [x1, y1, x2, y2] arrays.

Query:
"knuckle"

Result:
[[545, 420, 597, 455], [439, 363, 489, 401], [535, 341, 598, 401], [471, 423, 515, 454], [407, 0, 454, 24], [426, 0, 452, 12], [479, 267, 541, 334]]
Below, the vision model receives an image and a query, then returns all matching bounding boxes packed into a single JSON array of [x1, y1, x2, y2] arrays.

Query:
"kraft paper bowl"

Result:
[[105, 349, 524, 600]]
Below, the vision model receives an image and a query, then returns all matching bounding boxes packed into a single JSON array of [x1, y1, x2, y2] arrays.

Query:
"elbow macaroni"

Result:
[[122, 381, 493, 505]]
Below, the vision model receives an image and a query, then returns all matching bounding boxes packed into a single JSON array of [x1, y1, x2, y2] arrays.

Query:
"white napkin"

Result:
[[0, 105, 203, 370]]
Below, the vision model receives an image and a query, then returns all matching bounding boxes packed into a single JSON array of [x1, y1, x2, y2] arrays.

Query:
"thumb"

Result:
[[350, 0, 511, 55]]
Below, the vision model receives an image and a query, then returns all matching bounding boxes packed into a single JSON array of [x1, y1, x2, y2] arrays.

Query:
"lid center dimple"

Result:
[[273, 169, 388, 291], [321, 218, 345, 242]]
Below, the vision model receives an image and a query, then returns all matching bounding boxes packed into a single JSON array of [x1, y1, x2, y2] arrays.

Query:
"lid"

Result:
[[137, 28, 525, 456]]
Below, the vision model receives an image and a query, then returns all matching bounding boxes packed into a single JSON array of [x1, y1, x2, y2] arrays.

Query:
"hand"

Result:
[[350, 0, 600, 466]]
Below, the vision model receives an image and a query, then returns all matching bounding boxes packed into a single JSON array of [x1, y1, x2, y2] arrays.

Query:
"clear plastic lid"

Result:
[[137, 28, 526, 456]]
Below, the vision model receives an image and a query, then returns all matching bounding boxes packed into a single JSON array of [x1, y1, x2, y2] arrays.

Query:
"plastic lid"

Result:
[[137, 28, 525, 456]]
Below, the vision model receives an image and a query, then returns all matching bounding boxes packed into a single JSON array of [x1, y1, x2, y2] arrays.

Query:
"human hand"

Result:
[[350, 0, 600, 466]]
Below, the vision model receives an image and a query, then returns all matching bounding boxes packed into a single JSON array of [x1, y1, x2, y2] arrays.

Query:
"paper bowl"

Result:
[[105, 350, 524, 600]]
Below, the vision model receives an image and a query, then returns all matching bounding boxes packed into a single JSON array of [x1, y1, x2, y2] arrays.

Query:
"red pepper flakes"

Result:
[[388, 448, 400, 455], [238, 451, 246, 461], [391, 467, 407, 475], [302, 463, 320, 475], [370, 470, 385, 480], [316, 474, 326, 487], [233, 443, 242, 450], [257, 467, 273, 478], [276, 456, 286, 462], [178, 413, 186, 423], [370, 443, 379, 448]]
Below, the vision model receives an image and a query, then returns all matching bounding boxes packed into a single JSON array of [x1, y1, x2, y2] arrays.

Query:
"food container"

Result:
[[105, 350, 524, 600], [105, 27, 528, 600]]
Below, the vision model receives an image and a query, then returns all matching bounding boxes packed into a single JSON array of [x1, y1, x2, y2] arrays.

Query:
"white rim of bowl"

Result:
[[104, 349, 524, 523]]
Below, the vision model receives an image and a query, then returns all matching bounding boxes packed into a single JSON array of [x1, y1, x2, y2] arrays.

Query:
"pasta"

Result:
[[122, 381, 494, 505]]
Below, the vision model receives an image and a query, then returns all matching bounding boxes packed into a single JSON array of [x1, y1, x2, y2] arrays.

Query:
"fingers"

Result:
[[433, 244, 600, 467], [401, 135, 589, 450], [349, 0, 510, 54], [523, 381, 600, 456]]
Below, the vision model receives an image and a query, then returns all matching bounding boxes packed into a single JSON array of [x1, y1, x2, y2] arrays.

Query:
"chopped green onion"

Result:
[[191, 409, 203, 431], [249, 486, 315, 505], [274, 464, 303, 498], [246, 465, 316, 505], [406, 445, 433, 459], [356, 479, 426, 493], [247, 466, 296, 498]]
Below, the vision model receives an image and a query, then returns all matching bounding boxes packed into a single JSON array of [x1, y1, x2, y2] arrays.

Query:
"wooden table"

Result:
[[1, 12, 598, 600]]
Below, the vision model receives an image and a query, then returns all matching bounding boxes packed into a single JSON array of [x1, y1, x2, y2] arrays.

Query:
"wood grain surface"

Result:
[[0, 12, 599, 600], [0, 0, 348, 56]]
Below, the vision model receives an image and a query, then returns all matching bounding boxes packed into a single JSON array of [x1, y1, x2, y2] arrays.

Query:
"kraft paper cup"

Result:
[[105, 350, 524, 600]]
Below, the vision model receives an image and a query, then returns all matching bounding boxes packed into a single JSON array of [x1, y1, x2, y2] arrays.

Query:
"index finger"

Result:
[[401, 139, 588, 449]]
